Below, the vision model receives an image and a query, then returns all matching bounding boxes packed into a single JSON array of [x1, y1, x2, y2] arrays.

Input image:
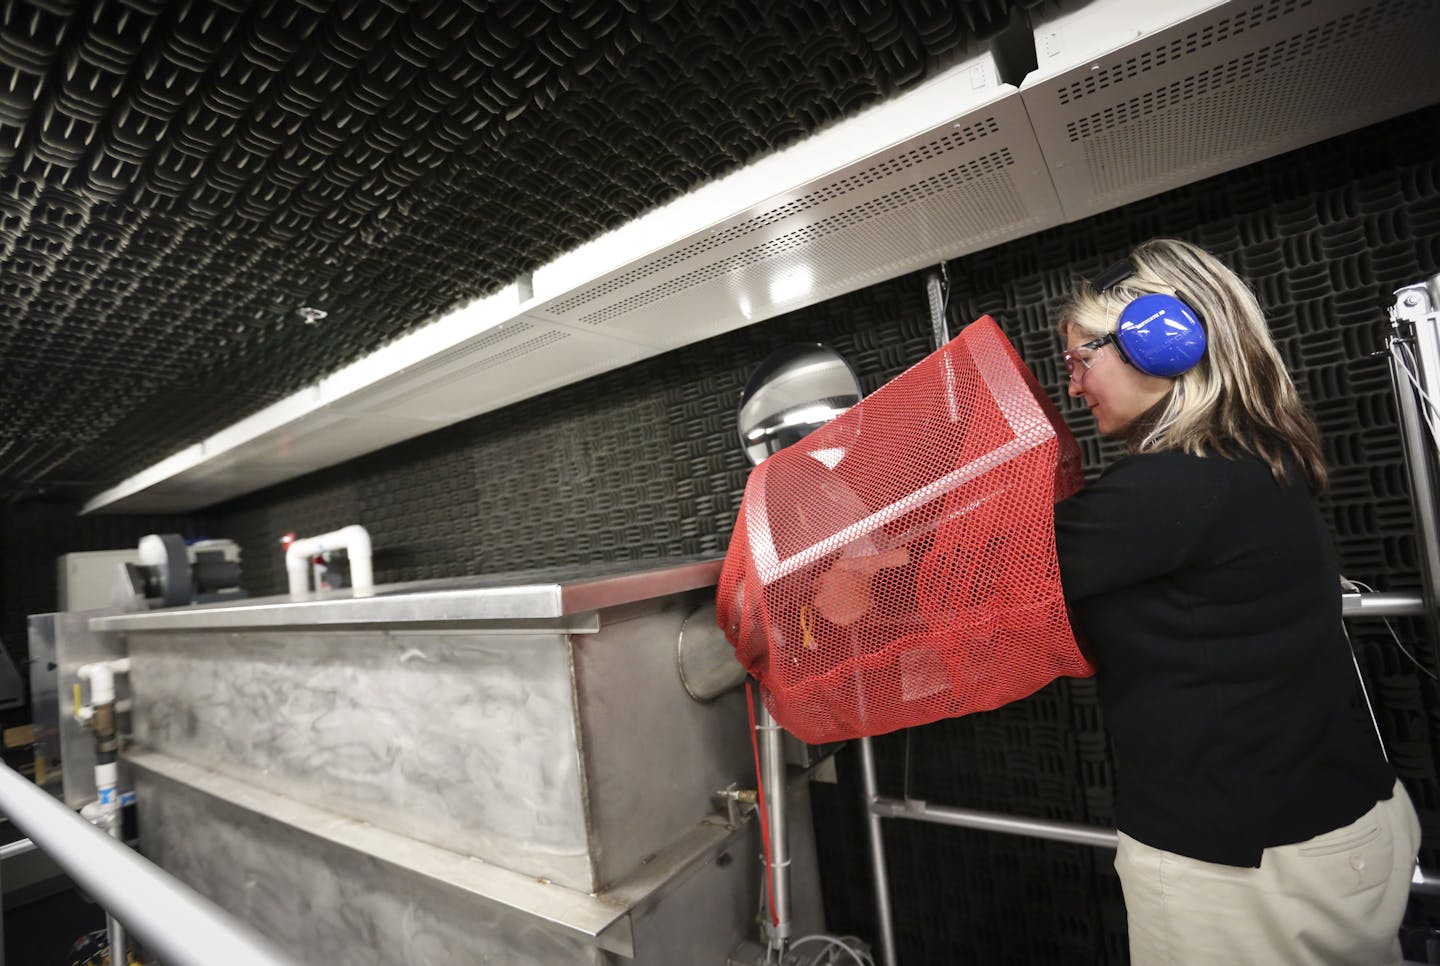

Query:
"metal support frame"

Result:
[[108, 908, 127, 966], [858, 737, 899, 966], [850, 274, 1440, 965], [867, 793, 1440, 897], [858, 592, 1440, 965], [1390, 275, 1440, 674], [0, 762, 300, 966], [756, 702, 793, 953]]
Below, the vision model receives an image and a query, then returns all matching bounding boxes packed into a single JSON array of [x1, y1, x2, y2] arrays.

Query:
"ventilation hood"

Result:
[[85, 0, 1440, 513]]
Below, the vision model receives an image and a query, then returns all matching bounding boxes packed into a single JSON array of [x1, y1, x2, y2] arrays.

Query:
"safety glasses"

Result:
[[1062, 334, 1115, 384]]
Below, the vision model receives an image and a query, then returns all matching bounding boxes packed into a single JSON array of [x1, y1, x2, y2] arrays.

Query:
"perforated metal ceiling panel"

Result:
[[85, 44, 1070, 513], [526, 55, 1064, 350], [325, 318, 644, 424], [82, 288, 651, 511], [1023, 0, 1440, 220]]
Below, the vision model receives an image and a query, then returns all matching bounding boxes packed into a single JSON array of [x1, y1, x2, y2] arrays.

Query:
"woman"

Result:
[[1052, 238, 1418, 964]]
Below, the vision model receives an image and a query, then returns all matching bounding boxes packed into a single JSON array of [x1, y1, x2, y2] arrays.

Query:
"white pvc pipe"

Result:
[[76, 657, 134, 962], [78, 662, 111, 705], [77, 659, 129, 706], [285, 525, 373, 596], [76, 658, 132, 813]]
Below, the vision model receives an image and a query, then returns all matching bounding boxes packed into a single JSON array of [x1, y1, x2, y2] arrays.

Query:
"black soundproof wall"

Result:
[[210, 105, 1440, 964]]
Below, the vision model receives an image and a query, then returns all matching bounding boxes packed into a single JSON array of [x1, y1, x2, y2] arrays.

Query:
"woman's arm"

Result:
[[1054, 452, 1227, 602]]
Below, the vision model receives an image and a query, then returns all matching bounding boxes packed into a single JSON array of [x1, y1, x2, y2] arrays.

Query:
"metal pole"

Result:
[[1415, 868, 1440, 897], [756, 702, 791, 952], [1407, 273, 1440, 446], [873, 796, 1440, 889], [1389, 334, 1440, 605], [0, 763, 301, 966], [1390, 279, 1440, 673], [868, 794, 1440, 896], [858, 737, 899, 966], [108, 914, 127, 966], [847, 267, 952, 966], [0, 838, 35, 859], [873, 797, 1119, 849], [1341, 592, 1426, 618]]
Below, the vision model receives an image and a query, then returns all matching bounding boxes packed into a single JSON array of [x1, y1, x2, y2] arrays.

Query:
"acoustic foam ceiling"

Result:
[[0, 0, 1023, 499]]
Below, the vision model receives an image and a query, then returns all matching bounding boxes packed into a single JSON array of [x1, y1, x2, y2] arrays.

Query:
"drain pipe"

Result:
[[285, 525, 373, 596], [77, 658, 132, 964]]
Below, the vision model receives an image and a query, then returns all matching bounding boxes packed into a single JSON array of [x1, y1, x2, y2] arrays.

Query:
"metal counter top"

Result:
[[90, 556, 724, 633]]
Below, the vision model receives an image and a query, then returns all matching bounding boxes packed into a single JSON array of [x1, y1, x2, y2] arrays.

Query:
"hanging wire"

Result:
[[1340, 618, 1390, 763], [789, 933, 877, 965], [1393, 339, 1440, 453], [939, 259, 951, 318]]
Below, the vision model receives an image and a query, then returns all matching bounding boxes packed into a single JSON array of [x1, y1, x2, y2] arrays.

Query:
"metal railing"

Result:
[[0, 762, 300, 966], [857, 591, 1439, 966]]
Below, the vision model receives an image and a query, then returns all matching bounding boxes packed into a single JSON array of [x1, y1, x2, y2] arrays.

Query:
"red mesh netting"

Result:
[[716, 316, 1092, 743]]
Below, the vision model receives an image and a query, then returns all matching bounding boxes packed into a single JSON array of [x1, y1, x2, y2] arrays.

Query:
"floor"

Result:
[[5, 887, 106, 966]]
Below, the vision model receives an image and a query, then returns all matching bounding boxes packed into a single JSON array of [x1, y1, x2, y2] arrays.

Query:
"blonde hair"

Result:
[[1057, 238, 1327, 492]]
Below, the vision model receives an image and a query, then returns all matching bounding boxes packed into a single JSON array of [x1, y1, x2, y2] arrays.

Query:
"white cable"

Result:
[[1340, 619, 1389, 763], [1394, 341, 1440, 454], [1346, 579, 1439, 681], [790, 934, 867, 966], [752, 861, 782, 966], [788, 934, 875, 966], [836, 935, 877, 966], [1397, 341, 1440, 418]]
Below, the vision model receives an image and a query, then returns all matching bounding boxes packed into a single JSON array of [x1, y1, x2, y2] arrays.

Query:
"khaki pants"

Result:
[[1115, 781, 1420, 965]]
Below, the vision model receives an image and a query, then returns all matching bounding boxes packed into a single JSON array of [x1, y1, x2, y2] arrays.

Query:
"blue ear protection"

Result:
[[1092, 260, 1207, 378]]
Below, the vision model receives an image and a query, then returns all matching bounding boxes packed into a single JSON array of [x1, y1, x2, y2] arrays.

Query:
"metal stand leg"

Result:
[[108, 914, 126, 965], [101, 803, 126, 964], [756, 703, 791, 956], [858, 737, 898, 966]]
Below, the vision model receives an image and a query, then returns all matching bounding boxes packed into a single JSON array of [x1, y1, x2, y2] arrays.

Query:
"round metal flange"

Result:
[[677, 602, 747, 702]]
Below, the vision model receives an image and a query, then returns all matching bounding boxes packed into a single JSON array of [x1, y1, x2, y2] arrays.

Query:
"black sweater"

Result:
[[1054, 450, 1394, 867]]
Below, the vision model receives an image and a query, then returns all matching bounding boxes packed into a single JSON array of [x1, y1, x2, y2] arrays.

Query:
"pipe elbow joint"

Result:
[[285, 525, 374, 598]]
